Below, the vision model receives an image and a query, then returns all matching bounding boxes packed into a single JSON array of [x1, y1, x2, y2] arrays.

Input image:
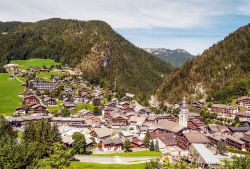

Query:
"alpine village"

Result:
[[0, 17, 250, 169]]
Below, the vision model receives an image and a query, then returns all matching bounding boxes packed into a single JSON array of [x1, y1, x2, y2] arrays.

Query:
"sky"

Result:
[[0, 0, 250, 55]]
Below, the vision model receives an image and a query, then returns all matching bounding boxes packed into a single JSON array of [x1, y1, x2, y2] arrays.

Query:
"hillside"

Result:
[[156, 24, 250, 103], [0, 18, 173, 100], [144, 48, 195, 66]]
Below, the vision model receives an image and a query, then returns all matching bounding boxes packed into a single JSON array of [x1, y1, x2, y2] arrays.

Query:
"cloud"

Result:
[[0, 0, 249, 55], [0, 0, 248, 28]]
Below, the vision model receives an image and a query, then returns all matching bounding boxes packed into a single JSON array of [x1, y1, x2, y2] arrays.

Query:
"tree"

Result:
[[232, 115, 240, 126], [145, 160, 161, 169], [218, 156, 250, 169], [93, 107, 102, 116], [216, 141, 227, 154], [72, 132, 86, 154], [60, 108, 70, 117], [0, 115, 16, 139], [32, 143, 72, 169], [123, 139, 131, 152], [154, 140, 160, 152], [143, 131, 150, 147], [149, 140, 154, 151]]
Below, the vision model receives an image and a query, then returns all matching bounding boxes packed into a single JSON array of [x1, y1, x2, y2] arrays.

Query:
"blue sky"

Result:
[[0, 0, 250, 54]]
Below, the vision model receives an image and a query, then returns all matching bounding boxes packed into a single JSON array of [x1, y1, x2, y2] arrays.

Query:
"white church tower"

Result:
[[178, 97, 189, 128]]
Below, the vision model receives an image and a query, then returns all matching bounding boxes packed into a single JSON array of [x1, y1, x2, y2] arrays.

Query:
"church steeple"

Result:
[[181, 97, 188, 109], [178, 97, 189, 128]]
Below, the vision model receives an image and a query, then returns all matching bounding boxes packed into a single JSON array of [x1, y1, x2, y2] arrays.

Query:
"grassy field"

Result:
[[68, 162, 146, 169], [92, 151, 161, 157], [0, 73, 23, 115], [70, 104, 96, 114], [36, 71, 66, 81], [11, 59, 60, 69], [228, 147, 250, 156], [48, 100, 63, 113]]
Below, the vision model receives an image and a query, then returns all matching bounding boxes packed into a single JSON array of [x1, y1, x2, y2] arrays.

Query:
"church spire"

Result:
[[179, 97, 189, 128]]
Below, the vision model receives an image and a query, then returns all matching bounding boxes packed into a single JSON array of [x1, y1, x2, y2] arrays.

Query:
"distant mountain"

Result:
[[144, 48, 195, 66], [0, 18, 173, 102], [156, 23, 250, 103]]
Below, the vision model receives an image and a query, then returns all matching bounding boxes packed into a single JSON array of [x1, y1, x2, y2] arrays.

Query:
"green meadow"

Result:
[[68, 162, 146, 169], [36, 71, 66, 81], [0, 73, 23, 115], [11, 58, 60, 69]]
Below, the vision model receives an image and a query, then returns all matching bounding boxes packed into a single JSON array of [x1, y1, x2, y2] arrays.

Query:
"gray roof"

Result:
[[102, 138, 123, 145], [192, 144, 220, 165]]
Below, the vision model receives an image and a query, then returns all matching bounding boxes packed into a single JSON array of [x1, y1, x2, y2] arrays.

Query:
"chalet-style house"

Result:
[[28, 104, 47, 114], [177, 132, 210, 150], [191, 102, 203, 110], [90, 127, 113, 140], [154, 119, 185, 134], [225, 135, 246, 151], [105, 113, 129, 127], [33, 82, 57, 91], [228, 126, 250, 133], [15, 107, 26, 115], [99, 138, 123, 151], [211, 104, 237, 114], [78, 109, 94, 118], [43, 98, 56, 106], [63, 102, 76, 110], [128, 116, 146, 126], [241, 134, 250, 151], [237, 96, 250, 108], [24, 95, 38, 105], [188, 119, 205, 130], [150, 130, 177, 148], [51, 117, 85, 127], [206, 133, 227, 146], [84, 116, 102, 127], [207, 124, 230, 134], [5, 116, 52, 127], [131, 137, 145, 148]]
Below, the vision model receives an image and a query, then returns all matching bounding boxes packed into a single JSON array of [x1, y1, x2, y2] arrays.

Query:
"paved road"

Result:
[[75, 155, 158, 164], [13, 74, 25, 84]]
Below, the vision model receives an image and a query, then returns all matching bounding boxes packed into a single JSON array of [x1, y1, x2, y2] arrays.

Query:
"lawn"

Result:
[[36, 71, 66, 81], [70, 104, 96, 114], [68, 162, 146, 169], [92, 151, 161, 157], [11, 58, 60, 69], [48, 100, 64, 113], [228, 147, 250, 156], [0, 73, 23, 115]]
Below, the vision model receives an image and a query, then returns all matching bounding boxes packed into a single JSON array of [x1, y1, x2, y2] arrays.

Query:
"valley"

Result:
[[0, 17, 250, 169]]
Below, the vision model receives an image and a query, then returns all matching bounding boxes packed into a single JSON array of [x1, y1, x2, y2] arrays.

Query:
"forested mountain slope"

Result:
[[157, 24, 250, 103], [0, 18, 173, 100]]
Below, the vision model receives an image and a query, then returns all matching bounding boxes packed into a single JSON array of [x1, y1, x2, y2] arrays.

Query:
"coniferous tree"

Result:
[[123, 139, 131, 152], [143, 131, 150, 147], [216, 141, 227, 155], [154, 140, 160, 152], [149, 140, 154, 151]]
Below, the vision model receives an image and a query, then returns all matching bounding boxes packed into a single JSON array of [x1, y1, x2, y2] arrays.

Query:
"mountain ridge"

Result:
[[144, 48, 195, 66], [156, 23, 250, 103]]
